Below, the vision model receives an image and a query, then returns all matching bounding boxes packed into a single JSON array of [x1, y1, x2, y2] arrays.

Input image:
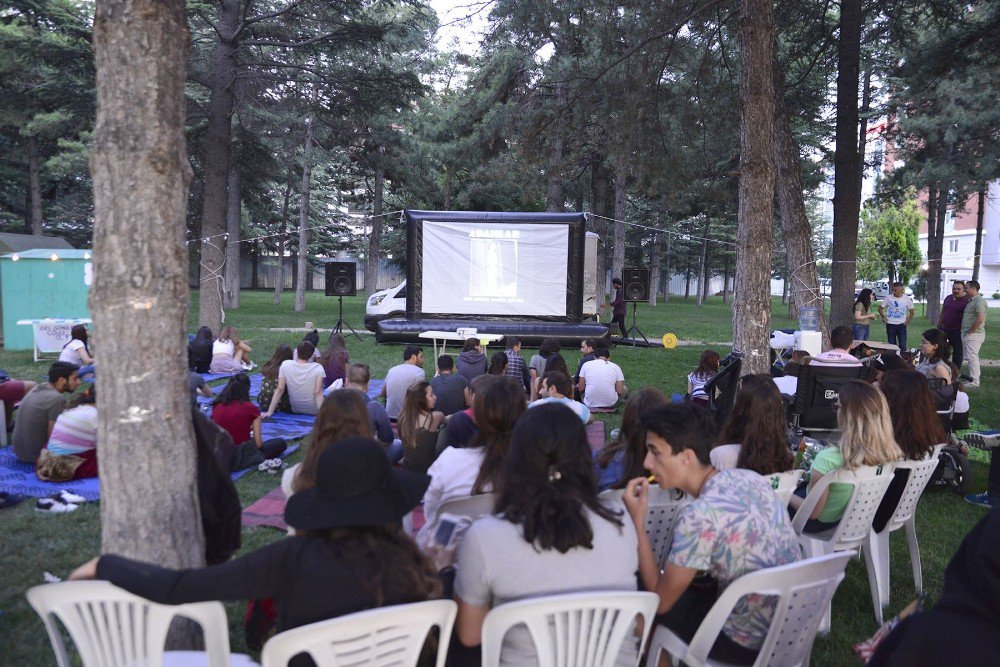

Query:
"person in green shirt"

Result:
[[960, 280, 988, 388]]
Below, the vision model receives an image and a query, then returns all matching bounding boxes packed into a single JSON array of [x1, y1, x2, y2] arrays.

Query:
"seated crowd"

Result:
[[6, 320, 981, 664]]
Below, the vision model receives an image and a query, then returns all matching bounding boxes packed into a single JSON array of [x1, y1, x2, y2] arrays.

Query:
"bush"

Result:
[[992, 292, 999, 299]]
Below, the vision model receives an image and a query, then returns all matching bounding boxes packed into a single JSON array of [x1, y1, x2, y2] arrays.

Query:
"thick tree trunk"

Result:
[[697, 216, 710, 306], [663, 232, 671, 304], [972, 186, 985, 282], [856, 65, 872, 194], [926, 181, 949, 323], [774, 62, 830, 344], [223, 162, 240, 309], [545, 83, 566, 212], [196, 0, 239, 332], [90, 0, 203, 582], [733, 0, 777, 375], [366, 147, 385, 296], [273, 166, 293, 305], [830, 0, 863, 329], [649, 231, 662, 306], [251, 241, 259, 289], [294, 109, 316, 313], [27, 135, 44, 234], [612, 158, 627, 284]]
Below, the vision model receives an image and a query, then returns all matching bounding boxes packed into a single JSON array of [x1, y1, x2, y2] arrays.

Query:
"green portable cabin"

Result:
[[0, 249, 92, 350]]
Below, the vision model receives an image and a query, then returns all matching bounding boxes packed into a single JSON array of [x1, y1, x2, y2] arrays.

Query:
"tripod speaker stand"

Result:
[[333, 295, 362, 342], [624, 301, 649, 348]]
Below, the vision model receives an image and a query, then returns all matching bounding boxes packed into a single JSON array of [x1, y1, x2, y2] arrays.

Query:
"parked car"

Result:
[[856, 280, 914, 299], [364, 281, 407, 331]]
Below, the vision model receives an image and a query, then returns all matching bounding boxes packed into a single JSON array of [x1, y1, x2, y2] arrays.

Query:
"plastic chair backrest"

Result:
[[435, 492, 496, 522], [481, 591, 660, 667], [260, 599, 457, 667], [792, 464, 895, 550], [884, 446, 944, 533], [764, 469, 805, 507], [26, 580, 231, 667], [682, 552, 852, 667], [599, 487, 688, 568]]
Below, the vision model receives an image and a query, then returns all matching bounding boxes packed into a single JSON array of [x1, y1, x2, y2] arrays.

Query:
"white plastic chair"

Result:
[[763, 469, 805, 507], [792, 464, 896, 630], [27, 580, 253, 667], [481, 591, 660, 667], [600, 486, 689, 568], [644, 552, 852, 667], [862, 446, 944, 624], [260, 599, 457, 667]]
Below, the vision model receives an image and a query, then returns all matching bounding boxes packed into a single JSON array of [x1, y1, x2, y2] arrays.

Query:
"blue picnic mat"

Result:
[[199, 377, 385, 404], [0, 443, 300, 501], [199, 372, 240, 382]]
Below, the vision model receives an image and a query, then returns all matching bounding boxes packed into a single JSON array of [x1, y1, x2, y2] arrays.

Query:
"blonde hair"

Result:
[[836, 380, 902, 470]]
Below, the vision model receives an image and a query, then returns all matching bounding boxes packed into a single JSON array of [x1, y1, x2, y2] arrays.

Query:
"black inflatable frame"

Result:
[[375, 210, 610, 345]]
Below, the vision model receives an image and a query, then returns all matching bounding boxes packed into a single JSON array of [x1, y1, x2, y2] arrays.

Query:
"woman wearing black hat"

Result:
[[69, 438, 440, 637]]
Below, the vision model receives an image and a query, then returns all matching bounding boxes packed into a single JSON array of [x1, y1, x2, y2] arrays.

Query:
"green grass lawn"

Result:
[[0, 290, 997, 665]]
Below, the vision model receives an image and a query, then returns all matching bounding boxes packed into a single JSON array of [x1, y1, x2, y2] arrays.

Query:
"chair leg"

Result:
[[862, 537, 885, 626], [904, 518, 923, 596]]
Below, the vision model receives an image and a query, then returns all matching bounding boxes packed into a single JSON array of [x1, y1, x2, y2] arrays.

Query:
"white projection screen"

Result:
[[420, 220, 570, 317]]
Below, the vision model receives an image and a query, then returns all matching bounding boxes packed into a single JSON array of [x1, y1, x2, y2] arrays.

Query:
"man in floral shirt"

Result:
[[624, 403, 800, 663]]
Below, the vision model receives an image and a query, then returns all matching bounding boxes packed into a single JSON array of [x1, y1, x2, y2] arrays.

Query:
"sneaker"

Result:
[[965, 433, 1000, 450], [53, 490, 87, 505], [959, 374, 974, 383], [35, 498, 79, 514], [258, 458, 284, 473], [964, 492, 995, 509]]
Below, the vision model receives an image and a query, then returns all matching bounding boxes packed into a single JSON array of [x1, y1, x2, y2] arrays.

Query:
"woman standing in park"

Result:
[[853, 288, 879, 341]]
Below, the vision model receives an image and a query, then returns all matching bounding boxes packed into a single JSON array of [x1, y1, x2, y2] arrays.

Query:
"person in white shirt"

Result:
[[809, 326, 862, 367], [577, 347, 626, 410], [263, 340, 325, 416], [878, 282, 915, 350], [381, 345, 426, 420], [529, 371, 592, 423]]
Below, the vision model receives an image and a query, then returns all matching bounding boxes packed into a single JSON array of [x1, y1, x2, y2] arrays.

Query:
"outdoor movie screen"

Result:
[[420, 219, 570, 317]]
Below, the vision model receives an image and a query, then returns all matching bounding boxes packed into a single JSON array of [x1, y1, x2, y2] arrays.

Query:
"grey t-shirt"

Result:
[[455, 508, 640, 666], [278, 360, 325, 415], [12, 383, 67, 463], [430, 372, 468, 416], [384, 363, 425, 419], [189, 372, 208, 407]]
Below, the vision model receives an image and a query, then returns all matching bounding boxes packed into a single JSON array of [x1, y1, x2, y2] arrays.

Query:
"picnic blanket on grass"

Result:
[[242, 483, 426, 533], [0, 443, 299, 502], [198, 376, 384, 404]]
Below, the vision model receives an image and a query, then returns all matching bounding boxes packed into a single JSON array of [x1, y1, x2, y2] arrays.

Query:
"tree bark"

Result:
[[223, 161, 240, 309], [926, 180, 949, 323], [773, 62, 830, 344], [663, 231, 671, 304], [365, 146, 385, 296], [697, 216, 710, 306], [612, 157, 627, 284], [90, 0, 203, 584], [27, 135, 44, 234], [722, 253, 731, 304], [830, 0, 863, 329], [733, 0, 777, 375], [972, 186, 985, 282], [196, 0, 240, 332], [545, 84, 566, 212], [273, 166, 293, 305], [251, 240, 259, 289], [294, 105, 316, 313], [649, 231, 662, 306]]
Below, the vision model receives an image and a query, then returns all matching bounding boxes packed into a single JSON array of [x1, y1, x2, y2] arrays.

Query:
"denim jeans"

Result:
[[852, 323, 870, 341], [885, 323, 907, 350]]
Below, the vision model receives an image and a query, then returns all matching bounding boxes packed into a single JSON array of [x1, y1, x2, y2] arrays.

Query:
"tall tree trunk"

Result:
[[684, 264, 691, 298], [27, 135, 44, 234], [972, 186, 985, 282], [223, 162, 240, 309], [294, 106, 316, 313], [251, 240, 259, 289], [926, 180, 949, 323], [366, 146, 385, 296], [545, 84, 566, 212], [91, 0, 204, 591], [774, 62, 830, 344], [697, 216, 710, 306], [856, 65, 872, 194], [273, 166, 293, 305], [612, 158, 627, 284], [733, 0, 777, 375], [722, 253, 731, 304], [196, 0, 239, 332], [830, 0, 863, 329], [663, 233, 671, 304], [648, 231, 662, 306]]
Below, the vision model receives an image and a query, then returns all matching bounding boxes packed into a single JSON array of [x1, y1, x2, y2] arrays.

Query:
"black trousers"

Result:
[[943, 328, 964, 370], [656, 585, 760, 665], [611, 312, 627, 337]]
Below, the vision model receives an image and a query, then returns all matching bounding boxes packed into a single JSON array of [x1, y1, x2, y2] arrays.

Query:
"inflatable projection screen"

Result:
[[404, 210, 588, 322]]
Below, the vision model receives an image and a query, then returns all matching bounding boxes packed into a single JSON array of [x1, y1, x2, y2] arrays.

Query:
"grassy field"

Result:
[[0, 289, 997, 665]]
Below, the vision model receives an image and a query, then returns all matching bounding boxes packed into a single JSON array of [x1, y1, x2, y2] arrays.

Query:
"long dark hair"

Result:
[[472, 377, 526, 494], [881, 370, 945, 460], [261, 344, 293, 379], [538, 338, 561, 359], [398, 381, 433, 449], [718, 374, 793, 475], [596, 387, 667, 487], [488, 351, 508, 375], [544, 353, 570, 377], [854, 288, 874, 311], [921, 328, 951, 364], [293, 389, 373, 493], [694, 349, 720, 375], [64, 324, 89, 352], [321, 332, 349, 365], [496, 403, 622, 553], [214, 372, 251, 406], [192, 326, 214, 346]]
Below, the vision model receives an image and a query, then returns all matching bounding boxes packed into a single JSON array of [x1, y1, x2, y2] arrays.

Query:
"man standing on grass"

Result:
[[878, 282, 914, 350], [960, 280, 987, 390], [938, 280, 969, 370]]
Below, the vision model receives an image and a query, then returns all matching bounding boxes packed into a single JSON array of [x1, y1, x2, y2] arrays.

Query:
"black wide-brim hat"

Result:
[[285, 436, 430, 532]]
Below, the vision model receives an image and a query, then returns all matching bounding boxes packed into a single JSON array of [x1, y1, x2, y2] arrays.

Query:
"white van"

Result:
[[867, 280, 914, 300]]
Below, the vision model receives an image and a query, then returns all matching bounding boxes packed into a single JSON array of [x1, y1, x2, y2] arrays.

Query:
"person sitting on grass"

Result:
[[503, 336, 530, 391], [344, 363, 395, 449], [487, 351, 508, 376], [529, 371, 592, 423], [211, 373, 287, 472], [318, 332, 349, 388], [809, 325, 862, 367], [0, 372, 37, 435], [711, 374, 795, 475], [257, 344, 293, 414], [209, 326, 253, 374], [916, 328, 953, 384], [789, 380, 902, 533], [445, 374, 495, 449], [12, 361, 79, 464], [456, 337, 487, 383], [430, 354, 468, 417], [398, 381, 446, 474], [188, 326, 214, 374], [577, 347, 626, 410], [687, 349, 720, 406], [593, 386, 668, 492], [381, 346, 426, 421], [623, 403, 800, 665], [263, 340, 325, 417], [70, 438, 441, 660], [36, 386, 99, 482], [59, 324, 95, 379]]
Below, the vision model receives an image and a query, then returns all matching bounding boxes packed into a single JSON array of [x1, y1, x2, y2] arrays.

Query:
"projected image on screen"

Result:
[[422, 221, 569, 317]]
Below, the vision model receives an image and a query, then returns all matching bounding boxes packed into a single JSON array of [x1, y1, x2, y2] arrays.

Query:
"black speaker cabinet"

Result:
[[325, 261, 357, 296], [623, 268, 650, 302]]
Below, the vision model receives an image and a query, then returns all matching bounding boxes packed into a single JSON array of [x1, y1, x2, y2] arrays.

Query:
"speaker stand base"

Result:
[[333, 295, 362, 342], [622, 301, 649, 348]]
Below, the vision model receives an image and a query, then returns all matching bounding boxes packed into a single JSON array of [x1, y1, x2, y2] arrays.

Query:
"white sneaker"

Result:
[[35, 498, 79, 514], [54, 490, 87, 504]]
